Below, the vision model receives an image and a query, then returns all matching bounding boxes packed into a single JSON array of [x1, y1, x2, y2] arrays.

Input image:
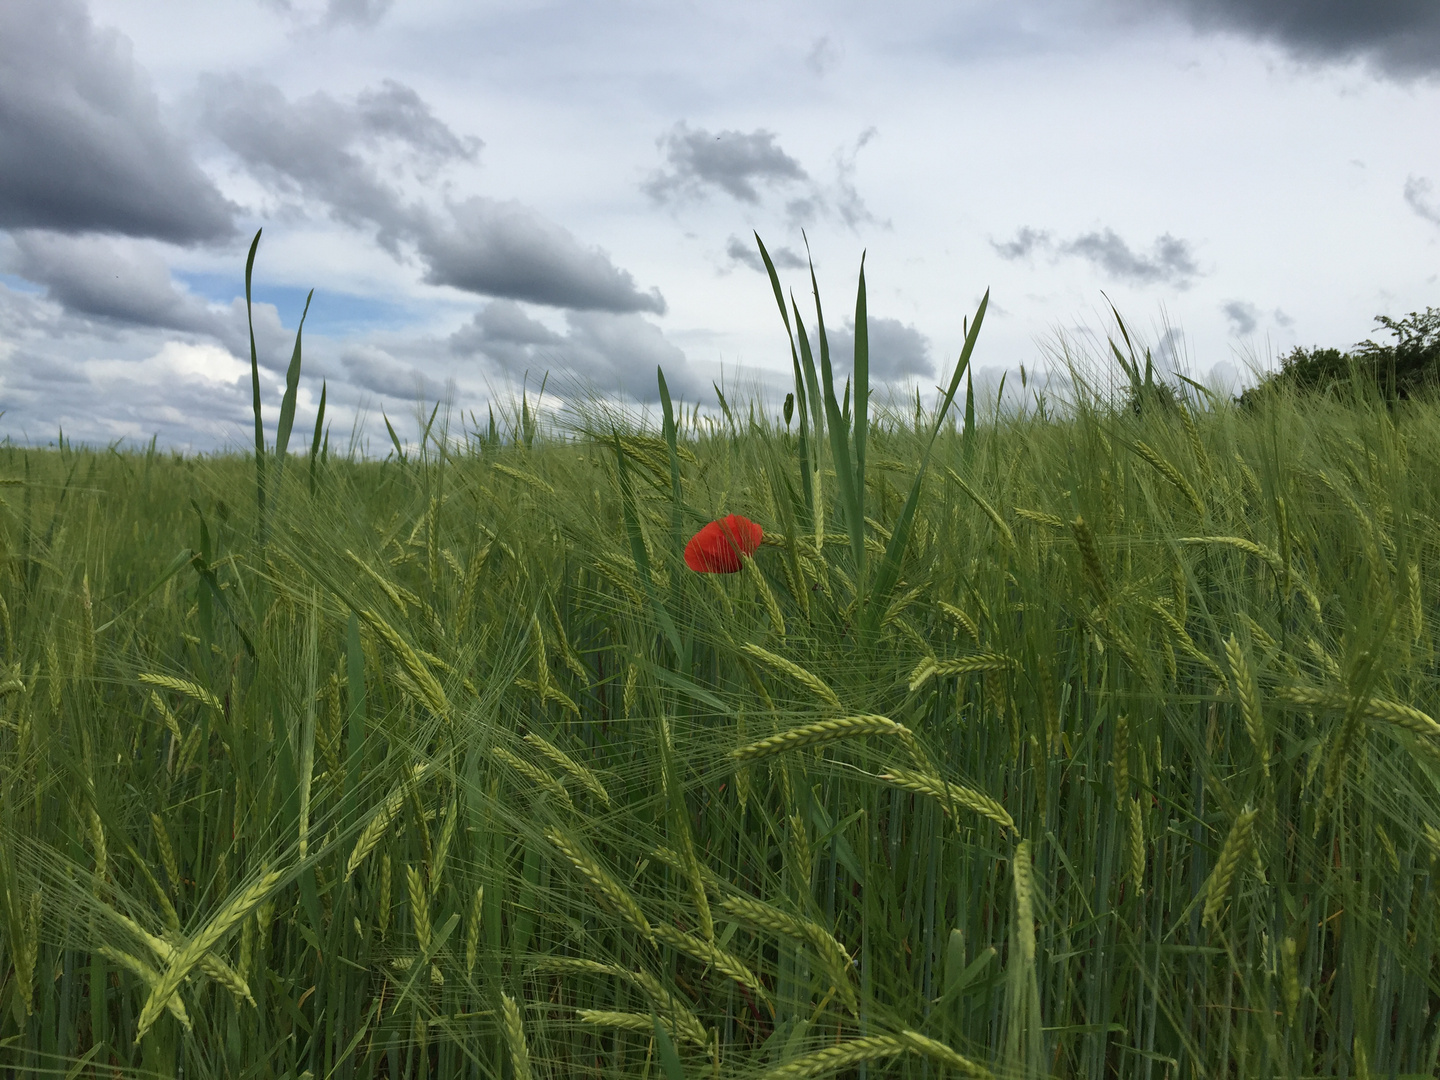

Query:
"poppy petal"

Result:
[[684, 515, 762, 573]]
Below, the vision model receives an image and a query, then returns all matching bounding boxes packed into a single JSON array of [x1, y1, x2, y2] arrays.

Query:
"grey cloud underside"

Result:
[[4, 231, 295, 367], [340, 346, 445, 401], [323, 0, 394, 28], [646, 122, 879, 234], [725, 236, 806, 273], [1222, 300, 1259, 335], [645, 123, 808, 204], [826, 317, 935, 381], [416, 201, 665, 315], [1405, 177, 1440, 226], [11, 232, 224, 336], [994, 225, 1200, 287], [991, 227, 1050, 260], [201, 75, 479, 251], [450, 301, 702, 402], [1150, 0, 1440, 76], [203, 76, 664, 314], [0, 0, 235, 242], [1066, 230, 1198, 287]]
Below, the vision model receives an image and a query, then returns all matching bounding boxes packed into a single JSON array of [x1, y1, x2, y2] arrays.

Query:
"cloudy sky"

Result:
[[2, 0, 1438, 449]]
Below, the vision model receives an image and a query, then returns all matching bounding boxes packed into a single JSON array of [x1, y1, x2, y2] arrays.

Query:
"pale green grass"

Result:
[[3, 288, 1440, 1078]]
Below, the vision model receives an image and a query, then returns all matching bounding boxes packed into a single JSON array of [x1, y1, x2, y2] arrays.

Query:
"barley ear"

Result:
[[1012, 839, 1036, 963], [1226, 635, 1269, 776], [739, 643, 841, 710], [760, 1035, 907, 1078], [1111, 713, 1130, 808], [1071, 516, 1108, 603], [524, 733, 611, 806], [465, 885, 484, 976], [899, 1030, 994, 1078], [406, 864, 431, 953], [545, 827, 652, 940], [1281, 936, 1301, 1021], [500, 992, 532, 1080], [1202, 807, 1259, 930], [731, 714, 910, 762], [1127, 797, 1146, 893], [135, 868, 281, 1041]]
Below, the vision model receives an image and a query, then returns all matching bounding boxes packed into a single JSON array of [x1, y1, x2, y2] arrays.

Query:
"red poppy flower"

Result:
[[684, 514, 763, 573]]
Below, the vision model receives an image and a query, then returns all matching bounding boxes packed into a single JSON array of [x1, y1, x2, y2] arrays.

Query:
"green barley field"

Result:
[[3, 242, 1440, 1079]]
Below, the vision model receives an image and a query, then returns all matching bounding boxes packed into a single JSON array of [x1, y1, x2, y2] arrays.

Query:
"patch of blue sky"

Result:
[[176, 272, 417, 336], [1, 274, 46, 295]]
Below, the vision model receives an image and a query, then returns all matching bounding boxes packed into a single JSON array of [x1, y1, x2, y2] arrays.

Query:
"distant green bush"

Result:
[[1241, 306, 1440, 405]]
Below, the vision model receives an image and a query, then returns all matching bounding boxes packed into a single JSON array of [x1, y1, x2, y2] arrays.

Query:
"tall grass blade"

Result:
[[244, 228, 266, 539], [863, 290, 988, 636], [274, 289, 313, 470], [308, 379, 326, 496]]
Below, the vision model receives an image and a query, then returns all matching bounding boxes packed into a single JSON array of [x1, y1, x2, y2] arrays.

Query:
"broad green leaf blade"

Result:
[[962, 368, 976, 464], [806, 246, 863, 586], [853, 254, 869, 526], [792, 304, 826, 545], [713, 382, 736, 435], [657, 365, 686, 643], [791, 353, 815, 533], [308, 380, 327, 495], [653, 1013, 687, 1080], [864, 290, 988, 635], [244, 228, 267, 537], [383, 412, 406, 462], [419, 401, 441, 459], [657, 366, 683, 525], [274, 289, 314, 463], [755, 232, 817, 527]]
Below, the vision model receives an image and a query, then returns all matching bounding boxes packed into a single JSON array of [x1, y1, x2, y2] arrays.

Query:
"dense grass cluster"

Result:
[[4, 284, 1440, 1078]]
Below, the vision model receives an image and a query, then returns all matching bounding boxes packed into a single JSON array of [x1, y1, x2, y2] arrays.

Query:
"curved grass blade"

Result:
[[863, 290, 988, 637]]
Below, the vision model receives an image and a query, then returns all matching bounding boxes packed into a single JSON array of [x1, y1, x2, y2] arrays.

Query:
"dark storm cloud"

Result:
[[0, 0, 235, 242], [1405, 176, 1440, 226], [725, 235, 806, 273], [826, 317, 934, 381], [449, 301, 701, 401], [415, 200, 666, 314], [1150, 0, 1440, 77], [10, 232, 223, 335], [202, 75, 479, 249], [1222, 300, 1259, 335], [1062, 230, 1198, 287], [4, 231, 296, 366], [645, 123, 808, 205], [205, 77, 664, 313]]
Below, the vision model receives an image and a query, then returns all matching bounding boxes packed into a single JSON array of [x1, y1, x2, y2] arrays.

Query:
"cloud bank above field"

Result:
[[0, 0, 235, 241], [1142, 0, 1440, 78], [0, 0, 1437, 448]]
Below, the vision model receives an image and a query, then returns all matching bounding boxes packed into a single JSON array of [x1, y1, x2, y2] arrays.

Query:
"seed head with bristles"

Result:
[[1226, 635, 1269, 776], [500, 993, 532, 1080], [544, 827, 651, 940], [1203, 807, 1260, 929], [739, 643, 841, 710], [731, 714, 909, 762]]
